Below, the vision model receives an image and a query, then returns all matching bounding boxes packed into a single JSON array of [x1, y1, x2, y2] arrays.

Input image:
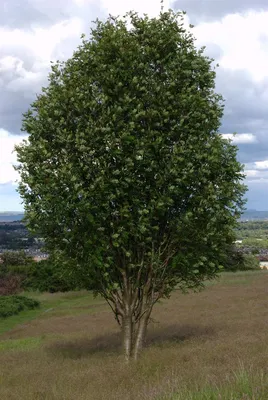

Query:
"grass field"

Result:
[[0, 271, 268, 399]]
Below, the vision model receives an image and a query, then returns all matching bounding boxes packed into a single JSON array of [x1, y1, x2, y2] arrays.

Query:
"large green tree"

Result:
[[16, 9, 246, 360]]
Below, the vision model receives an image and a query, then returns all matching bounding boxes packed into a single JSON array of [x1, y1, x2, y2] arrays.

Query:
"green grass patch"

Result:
[[0, 306, 45, 336], [0, 337, 42, 352], [164, 366, 268, 400], [0, 290, 105, 336]]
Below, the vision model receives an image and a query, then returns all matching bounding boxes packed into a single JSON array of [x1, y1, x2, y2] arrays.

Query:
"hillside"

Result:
[[0, 213, 24, 222], [0, 271, 267, 399], [1, 210, 268, 223], [240, 210, 268, 221]]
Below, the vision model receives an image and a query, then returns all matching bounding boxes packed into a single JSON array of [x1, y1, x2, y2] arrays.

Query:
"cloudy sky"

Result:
[[0, 0, 268, 211]]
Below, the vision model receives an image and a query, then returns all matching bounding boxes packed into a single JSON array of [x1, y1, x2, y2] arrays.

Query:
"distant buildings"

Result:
[[259, 261, 268, 270], [0, 247, 49, 263], [33, 254, 49, 262]]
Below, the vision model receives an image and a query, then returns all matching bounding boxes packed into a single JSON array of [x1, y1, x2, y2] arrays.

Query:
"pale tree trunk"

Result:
[[117, 264, 162, 361], [122, 313, 133, 362], [122, 303, 153, 361], [132, 307, 152, 361]]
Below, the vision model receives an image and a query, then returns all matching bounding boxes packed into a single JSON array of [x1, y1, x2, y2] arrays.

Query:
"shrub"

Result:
[[0, 251, 34, 295], [0, 250, 33, 267], [238, 254, 260, 271], [223, 247, 260, 272], [0, 274, 23, 296], [2, 257, 85, 294], [23, 259, 81, 293], [0, 295, 40, 318]]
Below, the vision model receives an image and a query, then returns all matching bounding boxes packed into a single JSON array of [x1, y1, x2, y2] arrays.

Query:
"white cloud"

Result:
[[243, 158, 268, 186], [245, 159, 268, 172], [0, 2, 173, 97], [73, 0, 87, 5], [254, 160, 268, 170], [244, 160, 268, 184], [0, 129, 28, 184], [244, 169, 268, 183], [194, 11, 268, 82], [101, 0, 171, 17], [221, 133, 257, 143], [0, 55, 46, 94], [245, 169, 259, 178], [0, 17, 83, 68]]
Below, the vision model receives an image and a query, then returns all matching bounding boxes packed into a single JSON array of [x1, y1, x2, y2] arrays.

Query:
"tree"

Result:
[[242, 254, 260, 270], [15, 9, 246, 361], [23, 254, 86, 293], [0, 274, 22, 296], [223, 246, 259, 271], [0, 251, 33, 296], [0, 250, 33, 268]]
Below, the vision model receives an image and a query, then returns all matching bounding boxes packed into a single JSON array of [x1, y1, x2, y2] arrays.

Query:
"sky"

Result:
[[0, 0, 268, 211]]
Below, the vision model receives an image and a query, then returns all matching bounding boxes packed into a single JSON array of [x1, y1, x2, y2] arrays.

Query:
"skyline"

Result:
[[1, 0, 268, 211]]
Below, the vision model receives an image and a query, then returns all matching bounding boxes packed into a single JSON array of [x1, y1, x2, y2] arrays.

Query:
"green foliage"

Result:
[[0, 250, 33, 268], [241, 237, 268, 249], [0, 274, 23, 296], [0, 295, 40, 318], [23, 258, 84, 293], [241, 254, 260, 270], [223, 247, 260, 272], [0, 252, 31, 295], [235, 221, 268, 251], [15, 9, 246, 355], [1, 251, 85, 294], [236, 221, 268, 241], [16, 10, 246, 286], [0, 251, 33, 295]]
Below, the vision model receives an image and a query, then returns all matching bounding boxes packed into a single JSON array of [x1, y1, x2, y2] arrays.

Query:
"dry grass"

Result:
[[0, 271, 268, 399]]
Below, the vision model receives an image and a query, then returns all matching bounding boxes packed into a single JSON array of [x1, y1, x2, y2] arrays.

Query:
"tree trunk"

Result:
[[122, 313, 133, 362], [132, 309, 151, 361]]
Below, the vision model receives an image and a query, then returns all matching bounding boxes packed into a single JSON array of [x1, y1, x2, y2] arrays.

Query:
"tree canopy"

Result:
[[16, 9, 246, 360]]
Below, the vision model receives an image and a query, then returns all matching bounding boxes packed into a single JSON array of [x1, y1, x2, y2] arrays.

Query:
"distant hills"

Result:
[[0, 212, 24, 222], [1, 210, 268, 223], [240, 210, 268, 221]]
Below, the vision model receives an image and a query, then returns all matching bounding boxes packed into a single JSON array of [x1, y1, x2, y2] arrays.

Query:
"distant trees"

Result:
[[235, 221, 268, 239], [240, 238, 268, 249], [24, 256, 84, 293], [235, 221, 268, 253], [0, 250, 33, 267], [0, 251, 81, 294], [0, 275, 23, 296], [16, 9, 246, 360], [223, 246, 259, 271], [0, 251, 32, 295], [0, 223, 35, 250]]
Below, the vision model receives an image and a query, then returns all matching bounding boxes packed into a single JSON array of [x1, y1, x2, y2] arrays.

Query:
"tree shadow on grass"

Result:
[[46, 332, 121, 359], [147, 323, 216, 348], [46, 324, 216, 360]]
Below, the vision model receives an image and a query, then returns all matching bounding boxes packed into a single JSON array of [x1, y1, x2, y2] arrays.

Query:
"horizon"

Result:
[[1, 209, 268, 214]]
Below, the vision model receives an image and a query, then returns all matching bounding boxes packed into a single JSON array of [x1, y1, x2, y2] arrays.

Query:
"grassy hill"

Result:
[[0, 271, 268, 399]]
